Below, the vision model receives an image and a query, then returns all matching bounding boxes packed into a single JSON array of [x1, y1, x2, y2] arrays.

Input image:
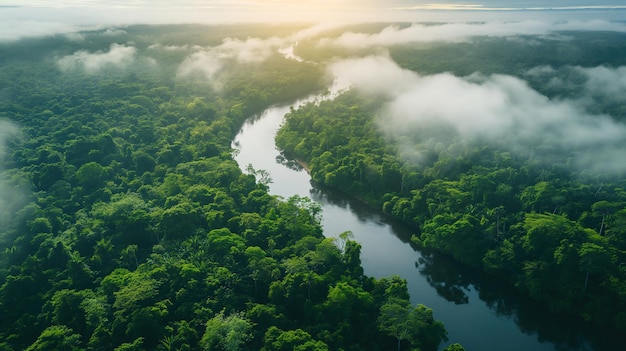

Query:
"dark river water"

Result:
[[232, 89, 621, 351]]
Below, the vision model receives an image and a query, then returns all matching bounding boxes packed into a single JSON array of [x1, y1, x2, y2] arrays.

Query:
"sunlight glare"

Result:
[[223, 0, 369, 23]]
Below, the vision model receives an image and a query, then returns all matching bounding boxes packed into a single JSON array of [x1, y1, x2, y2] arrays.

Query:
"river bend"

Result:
[[232, 89, 620, 351]]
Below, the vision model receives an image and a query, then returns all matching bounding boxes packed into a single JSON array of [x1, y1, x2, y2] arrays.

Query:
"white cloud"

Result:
[[57, 43, 137, 73], [320, 20, 626, 49], [331, 56, 626, 177], [0, 119, 27, 232], [176, 36, 284, 85], [0, 19, 82, 42], [0, 120, 19, 160], [176, 24, 334, 81], [148, 43, 194, 51], [219, 36, 285, 63], [3, 1, 626, 42], [177, 51, 224, 80], [525, 65, 556, 76], [577, 66, 626, 103], [329, 55, 419, 97], [524, 65, 626, 110], [102, 27, 127, 36]]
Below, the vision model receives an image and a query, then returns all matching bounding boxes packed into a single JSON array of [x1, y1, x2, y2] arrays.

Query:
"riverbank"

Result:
[[235, 91, 624, 350]]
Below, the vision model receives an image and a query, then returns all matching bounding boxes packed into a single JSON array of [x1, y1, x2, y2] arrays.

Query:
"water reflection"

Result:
[[415, 247, 619, 351], [233, 89, 622, 351], [275, 154, 303, 172], [277, 157, 619, 351], [309, 180, 620, 351], [417, 252, 471, 305], [309, 184, 416, 244]]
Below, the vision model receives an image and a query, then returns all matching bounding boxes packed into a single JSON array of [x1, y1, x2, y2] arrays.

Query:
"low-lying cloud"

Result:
[[576, 66, 626, 105], [330, 56, 626, 177], [525, 65, 626, 111], [0, 120, 27, 232], [57, 43, 137, 74], [0, 120, 18, 164], [178, 37, 284, 80], [176, 36, 288, 86], [319, 20, 626, 49], [3, 2, 626, 43], [176, 25, 335, 81], [177, 51, 224, 81], [0, 19, 81, 42], [148, 43, 197, 51]]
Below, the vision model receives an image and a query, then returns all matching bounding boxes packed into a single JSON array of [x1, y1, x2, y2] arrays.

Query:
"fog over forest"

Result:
[[2, 1, 626, 41], [329, 54, 626, 176], [2, 2, 626, 351], [0, 120, 24, 231], [88, 17, 626, 178], [1, 5, 625, 234]]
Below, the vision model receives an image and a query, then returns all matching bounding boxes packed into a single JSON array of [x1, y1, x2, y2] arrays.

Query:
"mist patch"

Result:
[[331, 56, 626, 178]]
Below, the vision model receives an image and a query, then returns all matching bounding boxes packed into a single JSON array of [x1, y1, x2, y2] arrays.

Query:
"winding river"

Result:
[[232, 87, 621, 351]]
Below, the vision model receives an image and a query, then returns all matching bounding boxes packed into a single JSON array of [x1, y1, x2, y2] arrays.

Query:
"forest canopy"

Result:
[[2, 19, 626, 351], [276, 26, 626, 332], [0, 24, 450, 351]]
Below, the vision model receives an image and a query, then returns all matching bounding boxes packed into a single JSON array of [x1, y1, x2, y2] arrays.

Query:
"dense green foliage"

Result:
[[0, 25, 449, 351], [277, 32, 626, 332]]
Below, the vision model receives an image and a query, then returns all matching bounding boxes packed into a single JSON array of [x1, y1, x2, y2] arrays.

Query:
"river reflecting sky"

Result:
[[233, 91, 624, 351]]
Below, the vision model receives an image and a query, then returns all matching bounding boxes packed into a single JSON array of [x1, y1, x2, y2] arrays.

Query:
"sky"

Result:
[[3, 1, 626, 12], [3, 1, 626, 9], [1, 1, 626, 30]]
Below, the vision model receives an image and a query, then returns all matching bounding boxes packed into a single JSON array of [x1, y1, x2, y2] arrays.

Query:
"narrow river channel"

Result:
[[232, 87, 620, 351]]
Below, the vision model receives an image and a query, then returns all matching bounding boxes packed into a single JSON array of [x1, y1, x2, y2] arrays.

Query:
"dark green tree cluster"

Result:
[[0, 26, 449, 351], [276, 86, 626, 331]]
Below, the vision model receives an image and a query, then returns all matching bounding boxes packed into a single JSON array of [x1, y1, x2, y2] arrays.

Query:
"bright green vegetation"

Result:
[[277, 32, 626, 332], [0, 26, 448, 351], [278, 89, 626, 331]]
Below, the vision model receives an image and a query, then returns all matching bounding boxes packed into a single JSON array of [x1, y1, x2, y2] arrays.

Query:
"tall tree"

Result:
[[378, 297, 447, 351], [200, 311, 253, 351]]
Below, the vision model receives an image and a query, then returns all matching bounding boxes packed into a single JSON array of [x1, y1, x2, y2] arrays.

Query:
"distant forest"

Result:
[[0, 25, 452, 351]]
